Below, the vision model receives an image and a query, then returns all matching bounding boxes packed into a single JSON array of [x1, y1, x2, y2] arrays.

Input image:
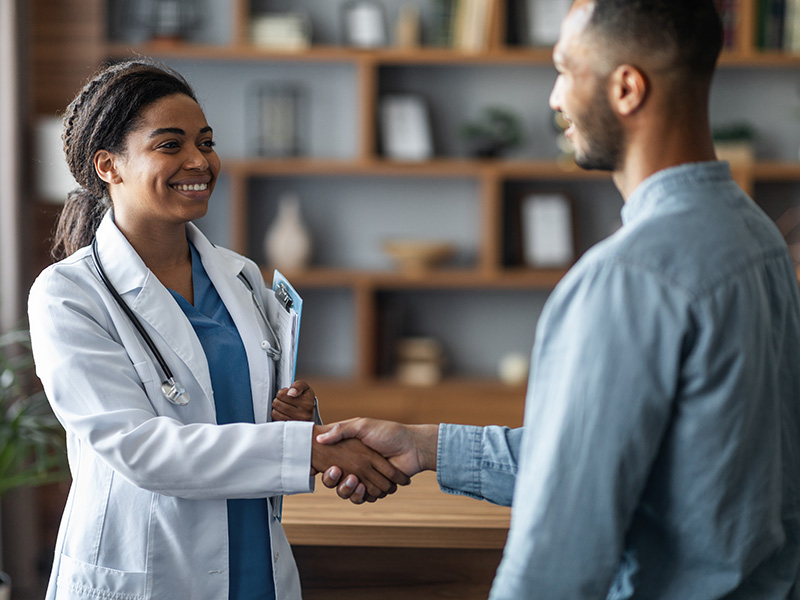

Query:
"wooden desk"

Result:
[[283, 471, 511, 599]]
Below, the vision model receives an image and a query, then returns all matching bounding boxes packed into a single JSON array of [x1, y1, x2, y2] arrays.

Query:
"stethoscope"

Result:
[[91, 237, 281, 406]]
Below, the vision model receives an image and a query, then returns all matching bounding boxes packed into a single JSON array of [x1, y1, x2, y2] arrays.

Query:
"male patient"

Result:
[[319, 0, 800, 598]]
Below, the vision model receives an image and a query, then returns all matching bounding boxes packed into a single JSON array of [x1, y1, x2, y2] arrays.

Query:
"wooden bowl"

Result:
[[383, 240, 456, 273]]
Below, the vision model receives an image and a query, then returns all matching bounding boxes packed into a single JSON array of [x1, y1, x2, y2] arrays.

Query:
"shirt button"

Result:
[[274, 552, 279, 563]]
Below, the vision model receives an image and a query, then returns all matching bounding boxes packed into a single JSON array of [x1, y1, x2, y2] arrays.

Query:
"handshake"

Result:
[[273, 382, 436, 503], [311, 419, 439, 504]]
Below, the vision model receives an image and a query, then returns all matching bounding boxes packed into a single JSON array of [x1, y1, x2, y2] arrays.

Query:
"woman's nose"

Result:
[[184, 146, 209, 171]]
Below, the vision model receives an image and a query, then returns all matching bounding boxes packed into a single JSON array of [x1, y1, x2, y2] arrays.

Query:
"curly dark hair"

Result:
[[52, 59, 198, 261]]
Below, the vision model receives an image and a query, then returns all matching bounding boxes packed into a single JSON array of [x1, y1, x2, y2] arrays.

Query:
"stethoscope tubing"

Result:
[[92, 237, 177, 383], [91, 237, 281, 406]]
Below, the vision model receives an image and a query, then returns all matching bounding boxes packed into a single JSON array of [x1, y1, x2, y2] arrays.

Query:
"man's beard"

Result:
[[573, 87, 625, 172]]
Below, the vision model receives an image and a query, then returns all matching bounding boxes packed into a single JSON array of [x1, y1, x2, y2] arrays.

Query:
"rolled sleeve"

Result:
[[437, 423, 522, 506]]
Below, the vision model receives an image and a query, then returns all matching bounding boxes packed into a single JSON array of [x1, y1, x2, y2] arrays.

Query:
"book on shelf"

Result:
[[433, 0, 496, 52], [755, 0, 800, 52], [715, 0, 738, 49], [785, 0, 800, 52], [430, 0, 457, 47], [453, 0, 496, 52], [758, 0, 786, 50]]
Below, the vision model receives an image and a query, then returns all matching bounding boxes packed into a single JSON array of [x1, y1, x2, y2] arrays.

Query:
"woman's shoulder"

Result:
[[29, 245, 99, 308]]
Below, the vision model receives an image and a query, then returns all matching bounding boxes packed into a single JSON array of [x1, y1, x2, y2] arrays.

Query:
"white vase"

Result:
[[263, 193, 312, 271]]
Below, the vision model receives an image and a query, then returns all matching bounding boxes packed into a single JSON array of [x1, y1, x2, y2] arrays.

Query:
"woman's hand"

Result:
[[312, 424, 411, 501], [272, 380, 316, 422]]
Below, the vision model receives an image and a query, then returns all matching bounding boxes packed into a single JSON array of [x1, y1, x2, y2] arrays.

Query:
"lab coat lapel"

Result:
[[93, 215, 214, 406]]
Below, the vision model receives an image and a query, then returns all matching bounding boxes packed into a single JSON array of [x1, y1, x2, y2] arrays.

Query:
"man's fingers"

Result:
[[373, 458, 411, 486], [315, 418, 364, 444], [315, 422, 344, 444]]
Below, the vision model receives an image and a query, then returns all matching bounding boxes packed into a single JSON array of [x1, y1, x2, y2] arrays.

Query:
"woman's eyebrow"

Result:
[[148, 126, 213, 138]]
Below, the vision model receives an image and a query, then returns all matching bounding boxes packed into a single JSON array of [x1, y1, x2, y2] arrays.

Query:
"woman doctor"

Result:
[[28, 59, 408, 600]]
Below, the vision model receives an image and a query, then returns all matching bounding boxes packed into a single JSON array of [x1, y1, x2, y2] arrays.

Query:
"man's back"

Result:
[[492, 162, 800, 598]]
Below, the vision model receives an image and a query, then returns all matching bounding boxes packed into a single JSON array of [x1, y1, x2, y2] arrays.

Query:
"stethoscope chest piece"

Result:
[[161, 378, 190, 406]]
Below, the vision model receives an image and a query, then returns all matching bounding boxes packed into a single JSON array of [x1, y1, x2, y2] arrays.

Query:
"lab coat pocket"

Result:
[[131, 359, 156, 387], [131, 359, 169, 412], [56, 553, 146, 599]]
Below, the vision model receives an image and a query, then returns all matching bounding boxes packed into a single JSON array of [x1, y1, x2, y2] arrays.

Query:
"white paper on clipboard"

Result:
[[266, 270, 303, 390]]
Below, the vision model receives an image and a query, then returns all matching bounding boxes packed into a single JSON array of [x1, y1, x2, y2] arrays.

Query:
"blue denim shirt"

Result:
[[437, 162, 800, 599]]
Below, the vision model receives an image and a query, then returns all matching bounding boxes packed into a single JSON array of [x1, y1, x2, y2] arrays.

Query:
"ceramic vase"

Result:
[[263, 193, 312, 271]]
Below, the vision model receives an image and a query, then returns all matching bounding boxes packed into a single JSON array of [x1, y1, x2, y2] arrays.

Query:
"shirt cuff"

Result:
[[436, 423, 485, 499], [281, 420, 315, 493]]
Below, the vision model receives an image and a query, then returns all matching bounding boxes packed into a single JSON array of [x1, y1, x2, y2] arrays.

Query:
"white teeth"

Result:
[[173, 183, 208, 191]]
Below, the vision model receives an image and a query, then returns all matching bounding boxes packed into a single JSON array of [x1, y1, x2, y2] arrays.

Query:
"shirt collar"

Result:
[[621, 161, 732, 227]]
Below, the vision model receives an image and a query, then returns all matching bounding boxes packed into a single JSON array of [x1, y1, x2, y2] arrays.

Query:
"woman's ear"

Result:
[[94, 150, 121, 185], [609, 64, 647, 117]]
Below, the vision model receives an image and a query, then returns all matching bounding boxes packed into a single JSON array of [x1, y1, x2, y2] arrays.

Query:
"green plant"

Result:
[[0, 328, 68, 496], [460, 106, 523, 158], [712, 122, 756, 143]]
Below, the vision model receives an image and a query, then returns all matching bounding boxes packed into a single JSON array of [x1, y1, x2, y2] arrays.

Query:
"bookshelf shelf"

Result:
[[258, 266, 568, 290]]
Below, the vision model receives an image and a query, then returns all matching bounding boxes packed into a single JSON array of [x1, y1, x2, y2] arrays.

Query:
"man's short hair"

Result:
[[587, 0, 723, 79]]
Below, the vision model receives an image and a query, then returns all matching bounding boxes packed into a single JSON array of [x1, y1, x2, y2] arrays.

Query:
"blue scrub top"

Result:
[[169, 242, 275, 600]]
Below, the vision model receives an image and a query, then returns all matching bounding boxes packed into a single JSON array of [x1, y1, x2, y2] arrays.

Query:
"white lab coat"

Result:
[[28, 213, 314, 600]]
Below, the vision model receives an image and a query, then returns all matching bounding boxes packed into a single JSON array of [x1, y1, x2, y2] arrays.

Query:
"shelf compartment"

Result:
[[246, 175, 481, 271], [372, 288, 548, 381]]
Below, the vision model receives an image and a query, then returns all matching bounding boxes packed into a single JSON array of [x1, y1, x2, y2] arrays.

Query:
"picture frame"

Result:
[[379, 95, 433, 161], [253, 83, 307, 157], [521, 0, 573, 46], [342, 0, 388, 48], [516, 192, 576, 268]]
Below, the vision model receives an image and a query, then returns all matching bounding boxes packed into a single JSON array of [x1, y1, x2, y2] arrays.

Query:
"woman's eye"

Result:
[[158, 141, 180, 150], [200, 139, 216, 149]]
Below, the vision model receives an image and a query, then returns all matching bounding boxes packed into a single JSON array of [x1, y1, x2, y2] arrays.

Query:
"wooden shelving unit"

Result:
[[33, 0, 800, 424]]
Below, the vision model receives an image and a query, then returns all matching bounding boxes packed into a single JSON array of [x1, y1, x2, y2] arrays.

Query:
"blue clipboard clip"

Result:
[[272, 270, 303, 323], [275, 283, 294, 311]]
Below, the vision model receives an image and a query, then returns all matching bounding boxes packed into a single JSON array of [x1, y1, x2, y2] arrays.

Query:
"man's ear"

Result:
[[94, 150, 121, 185], [609, 64, 647, 117]]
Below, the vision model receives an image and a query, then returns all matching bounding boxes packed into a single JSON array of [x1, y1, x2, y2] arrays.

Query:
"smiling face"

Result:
[[549, 0, 624, 172], [98, 93, 220, 233]]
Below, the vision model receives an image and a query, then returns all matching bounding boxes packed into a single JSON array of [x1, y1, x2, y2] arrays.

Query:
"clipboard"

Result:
[[268, 270, 303, 390], [267, 270, 304, 523]]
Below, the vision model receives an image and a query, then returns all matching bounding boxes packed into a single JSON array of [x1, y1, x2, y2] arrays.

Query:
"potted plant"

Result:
[[712, 122, 756, 164], [0, 326, 69, 599], [460, 106, 523, 158]]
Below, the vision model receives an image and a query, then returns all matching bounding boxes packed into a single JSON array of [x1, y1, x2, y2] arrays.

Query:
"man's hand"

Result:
[[272, 380, 316, 422], [315, 418, 438, 503], [312, 424, 410, 501]]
